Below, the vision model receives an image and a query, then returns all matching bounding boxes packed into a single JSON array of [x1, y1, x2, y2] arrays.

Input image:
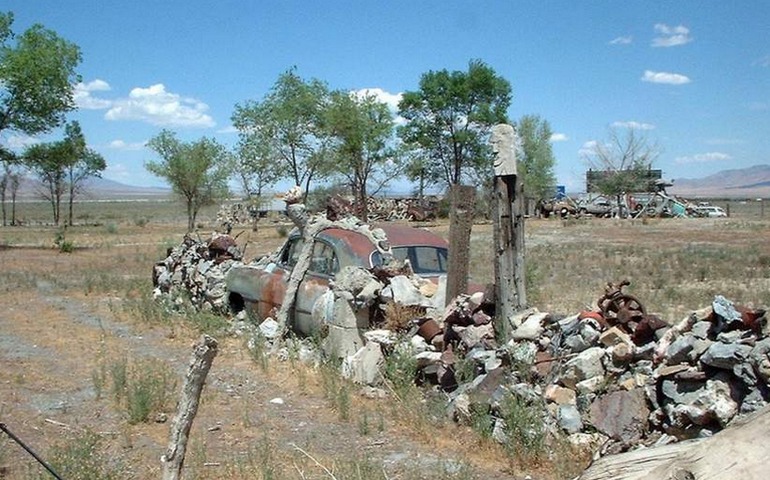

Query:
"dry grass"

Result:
[[1, 199, 768, 480]]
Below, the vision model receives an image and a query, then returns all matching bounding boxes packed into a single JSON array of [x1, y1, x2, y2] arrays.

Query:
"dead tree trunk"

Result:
[[161, 335, 218, 480], [491, 124, 526, 340], [445, 185, 476, 306]]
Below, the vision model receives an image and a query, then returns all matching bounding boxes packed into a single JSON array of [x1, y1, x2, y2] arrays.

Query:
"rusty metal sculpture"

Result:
[[598, 280, 646, 329]]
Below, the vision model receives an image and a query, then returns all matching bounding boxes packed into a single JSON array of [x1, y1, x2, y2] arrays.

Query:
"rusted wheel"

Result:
[[600, 294, 646, 325]]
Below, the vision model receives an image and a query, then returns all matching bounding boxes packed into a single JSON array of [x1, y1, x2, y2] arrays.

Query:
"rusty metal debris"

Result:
[[596, 280, 669, 345]]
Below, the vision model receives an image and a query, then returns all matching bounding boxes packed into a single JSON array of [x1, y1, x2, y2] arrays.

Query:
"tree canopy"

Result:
[[516, 114, 556, 200], [21, 121, 105, 226], [61, 121, 106, 226], [324, 91, 399, 219], [0, 11, 82, 137], [146, 130, 231, 232], [23, 140, 70, 225], [232, 68, 331, 200], [398, 59, 512, 188]]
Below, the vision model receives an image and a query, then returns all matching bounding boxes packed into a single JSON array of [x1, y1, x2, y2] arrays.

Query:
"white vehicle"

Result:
[[696, 205, 727, 217]]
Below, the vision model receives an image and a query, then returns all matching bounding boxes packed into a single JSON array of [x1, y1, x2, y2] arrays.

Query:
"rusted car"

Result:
[[226, 225, 449, 335]]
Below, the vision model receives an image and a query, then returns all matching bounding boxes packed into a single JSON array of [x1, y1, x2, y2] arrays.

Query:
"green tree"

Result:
[[398, 59, 512, 188], [231, 134, 281, 231], [582, 127, 660, 204], [0, 11, 82, 136], [23, 140, 70, 225], [516, 114, 556, 201], [232, 68, 331, 200], [61, 121, 106, 226], [146, 130, 231, 232], [0, 11, 81, 222], [324, 91, 399, 220]]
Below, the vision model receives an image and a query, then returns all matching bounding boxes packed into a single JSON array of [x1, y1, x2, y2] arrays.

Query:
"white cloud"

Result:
[[674, 152, 732, 164], [609, 35, 633, 45], [641, 70, 691, 85], [108, 139, 146, 151], [652, 23, 692, 47], [579, 140, 599, 156], [105, 84, 215, 128], [74, 78, 112, 110], [747, 101, 769, 111], [753, 55, 770, 67], [550, 133, 569, 142], [353, 88, 403, 112], [3, 133, 40, 150], [611, 121, 656, 130]]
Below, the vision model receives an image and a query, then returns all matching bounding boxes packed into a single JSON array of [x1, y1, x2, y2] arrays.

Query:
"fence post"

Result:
[[491, 124, 526, 340]]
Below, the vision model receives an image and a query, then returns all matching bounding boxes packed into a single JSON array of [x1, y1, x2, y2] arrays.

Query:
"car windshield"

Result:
[[372, 246, 448, 275]]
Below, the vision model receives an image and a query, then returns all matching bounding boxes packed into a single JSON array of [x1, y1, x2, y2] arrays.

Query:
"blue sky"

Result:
[[3, 1, 769, 192]]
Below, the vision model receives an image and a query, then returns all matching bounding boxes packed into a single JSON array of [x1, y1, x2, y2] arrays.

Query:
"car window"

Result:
[[309, 240, 338, 276], [392, 246, 448, 275], [281, 237, 305, 267]]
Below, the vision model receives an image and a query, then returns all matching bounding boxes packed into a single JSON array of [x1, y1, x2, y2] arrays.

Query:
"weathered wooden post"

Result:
[[161, 335, 218, 480], [491, 124, 526, 340], [445, 185, 476, 306]]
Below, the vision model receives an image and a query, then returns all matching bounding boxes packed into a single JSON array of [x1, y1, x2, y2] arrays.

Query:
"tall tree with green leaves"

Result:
[[324, 91, 398, 219], [398, 59, 512, 188], [0, 11, 82, 136], [232, 68, 331, 200], [61, 121, 106, 226], [516, 114, 556, 201], [1, 11, 81, 223], [146, 130, 231, 232], [23, 140, 70, 225]]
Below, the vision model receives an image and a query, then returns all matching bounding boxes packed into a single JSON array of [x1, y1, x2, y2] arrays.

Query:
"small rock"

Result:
[[258, 318, 280, 339], [599, 326, 633, 347], [557, 404, 583, 434], [512, 311, 549, 340], [544, 384, 577, 405]]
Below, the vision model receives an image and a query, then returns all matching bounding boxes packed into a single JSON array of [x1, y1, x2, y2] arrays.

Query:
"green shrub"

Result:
[[34, 429, 124, 480], [54, 228, 74, 253], [499, 393, 546, 461], [106, 357, 176, 424]]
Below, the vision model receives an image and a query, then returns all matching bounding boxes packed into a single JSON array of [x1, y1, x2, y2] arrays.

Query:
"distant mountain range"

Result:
[[8, 164, 770, 201], [13, 176, 172, 201], [669, 164, 770, 198]]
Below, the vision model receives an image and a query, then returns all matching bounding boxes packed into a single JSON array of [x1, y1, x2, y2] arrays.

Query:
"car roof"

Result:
[[312, 224, 446, 261]]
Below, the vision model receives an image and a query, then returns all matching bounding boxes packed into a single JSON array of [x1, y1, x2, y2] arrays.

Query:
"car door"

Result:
[[293, 238, 339, 335]]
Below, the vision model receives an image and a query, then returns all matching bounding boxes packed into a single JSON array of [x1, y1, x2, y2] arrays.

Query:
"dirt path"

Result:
[[0, 261, 521, 479]]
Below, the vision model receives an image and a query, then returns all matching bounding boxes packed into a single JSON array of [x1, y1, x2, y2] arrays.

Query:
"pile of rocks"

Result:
[[152, 233, 244, 313], [215, 203, 265, 232], [328, 282, 768, 453], [150, 203, 768, 457]]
